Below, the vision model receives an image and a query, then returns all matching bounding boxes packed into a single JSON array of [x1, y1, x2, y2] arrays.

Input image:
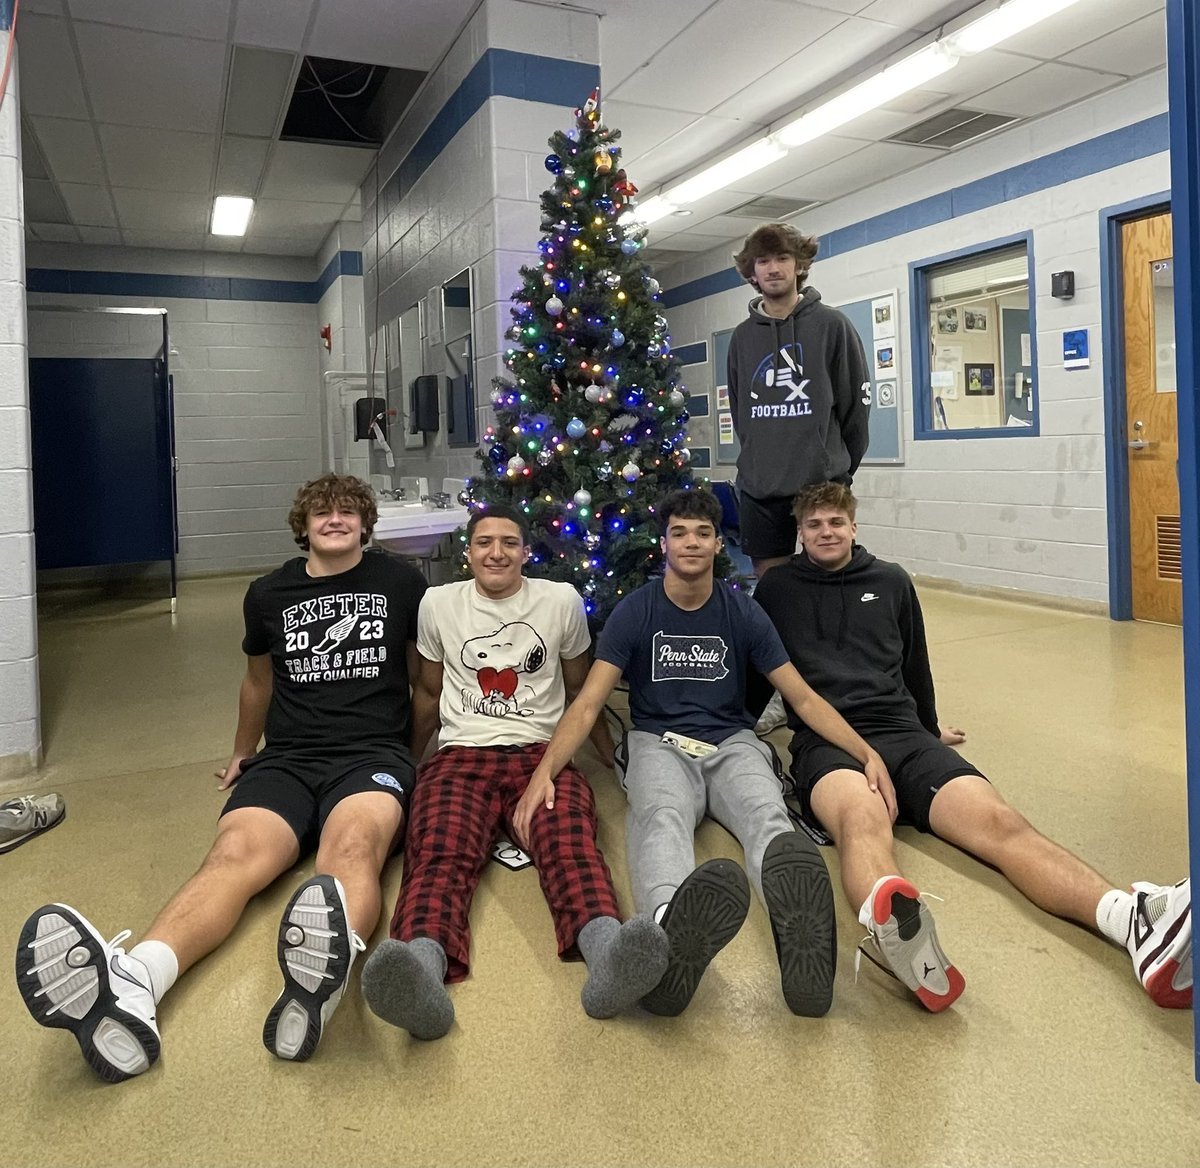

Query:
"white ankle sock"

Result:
[[128, 940, 180, 1004], [1096, 889, 1135, 947]]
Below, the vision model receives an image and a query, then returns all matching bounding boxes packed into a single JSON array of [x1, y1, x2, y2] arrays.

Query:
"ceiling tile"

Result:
[[98, 126, 217, 192], [66, 0, 233, 40], [122, 228, 209, 251], [612, 0, 845, 115], [22, 1, 67, 13], [28, 222, 82, 242], [600, 0, 719, 92], [29, 115, 106, 184], [15, 14, 90, 119], [726, 134, 870, 196], [987, 0, 1165, 61], [74, 22, 226, 131], [250, 197, 347, 235], [621, 113, 755, 191], [643, 229, 738, 254], [112, 188, 210, 233], [57, 181, 118, 226], [77, 225, 125, 245], [20, 121, 50, 179], [970, 62, 1125, 119], [306, 0, 477, 69], [233, 0, 316, 53], [24, 178, 71, 223], [204, 234, 247, 253], [216, 136, 272, 197], [225, 46, 296, 138], [776, 139, 935, 201], [857, 0, 977, 30], [244, 235, 325, 256], [710, 16, 906, 125], [258, 140, 372, 203], [602, 101, 701, 164], [1060, 13, 1166, 78]]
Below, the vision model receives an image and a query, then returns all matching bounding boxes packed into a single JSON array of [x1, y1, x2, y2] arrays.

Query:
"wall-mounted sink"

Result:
[[373, 501, 468, 558]]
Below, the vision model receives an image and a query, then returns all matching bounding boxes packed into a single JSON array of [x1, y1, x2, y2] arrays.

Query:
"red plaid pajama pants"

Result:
[[389, 743, 621, 982]]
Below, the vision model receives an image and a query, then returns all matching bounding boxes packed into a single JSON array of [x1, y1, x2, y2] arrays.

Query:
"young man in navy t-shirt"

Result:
[[519, 488, 889, 1017]]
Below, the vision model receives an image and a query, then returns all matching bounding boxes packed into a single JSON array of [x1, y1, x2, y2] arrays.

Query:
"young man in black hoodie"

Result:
[[728, 222, 871, 579], [753, 482, 1192, 1013]]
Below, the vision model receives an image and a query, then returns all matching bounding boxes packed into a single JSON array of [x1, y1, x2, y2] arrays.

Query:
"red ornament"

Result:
[[613, 170, 638, 198]]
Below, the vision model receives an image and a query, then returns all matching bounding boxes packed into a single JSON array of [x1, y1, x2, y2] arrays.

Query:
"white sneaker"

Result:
[[755, 691, 788, 735], [263, 875, 364, 1061], [0, 793, 66, 854], [856, 876, 964, 1013], [1127, 879, 1192, 1009], [16, 904, 160, 1082]]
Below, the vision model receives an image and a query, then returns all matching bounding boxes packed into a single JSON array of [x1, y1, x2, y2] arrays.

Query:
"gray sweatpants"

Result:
[[622, 728, 795, 915]]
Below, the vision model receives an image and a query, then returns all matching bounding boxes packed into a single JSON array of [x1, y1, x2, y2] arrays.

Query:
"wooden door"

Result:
[[1123, 212, 1182, 624]]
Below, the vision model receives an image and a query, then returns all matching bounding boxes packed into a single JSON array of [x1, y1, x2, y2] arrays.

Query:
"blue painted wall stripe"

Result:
[[385, 48, 599, 210], [673, 341, 708, 366], [664, 113, 1171, 310], [29, 249, 364, 304]]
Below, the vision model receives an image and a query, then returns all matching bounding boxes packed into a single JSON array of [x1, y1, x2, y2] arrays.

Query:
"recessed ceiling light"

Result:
[[672, 209, 694, 217], [211, 196, 254, 236]]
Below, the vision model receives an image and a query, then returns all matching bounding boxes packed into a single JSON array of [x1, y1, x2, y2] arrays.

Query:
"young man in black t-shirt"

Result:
[[754, 482, 1192, 1014], [16, 474, 427, 1082]]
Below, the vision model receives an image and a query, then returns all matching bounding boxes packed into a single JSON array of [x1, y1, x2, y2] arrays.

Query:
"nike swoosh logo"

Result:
[[860, 593, 878, 603]]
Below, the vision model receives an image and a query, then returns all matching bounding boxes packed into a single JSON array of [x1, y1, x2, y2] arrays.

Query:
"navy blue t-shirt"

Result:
[[597, 579, 790, 744]]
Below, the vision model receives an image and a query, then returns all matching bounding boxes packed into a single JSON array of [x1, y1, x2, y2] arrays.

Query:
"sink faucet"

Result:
[[421, 491, 453, 510], [378, 486, 407, 501]]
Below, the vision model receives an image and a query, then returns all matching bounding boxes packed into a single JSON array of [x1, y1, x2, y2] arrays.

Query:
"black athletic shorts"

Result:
[[789, 725, 987, 834], [220, 743, 416, 855], [739, 491, 798, 560]]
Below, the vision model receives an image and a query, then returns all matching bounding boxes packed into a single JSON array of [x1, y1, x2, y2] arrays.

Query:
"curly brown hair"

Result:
[[792, 482, 857, 524], [732, 222, 819, 291], [288, 473, 378, 550]]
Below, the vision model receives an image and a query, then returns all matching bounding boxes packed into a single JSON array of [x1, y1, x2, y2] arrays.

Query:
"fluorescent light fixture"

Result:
[[636, 196, 677, 225], [211, 195, 254, 236], [664, 137, 788, 206], [776, 44, 958, 148], [944, 0, 1086, 55]]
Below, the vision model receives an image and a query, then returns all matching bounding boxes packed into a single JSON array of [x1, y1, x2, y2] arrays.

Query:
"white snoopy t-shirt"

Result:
[[417, 577, 591, 749]]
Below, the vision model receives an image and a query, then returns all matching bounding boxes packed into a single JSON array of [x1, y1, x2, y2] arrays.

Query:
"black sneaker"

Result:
[[640, 859, 750, 1016], [761, 831, 836, 1017]]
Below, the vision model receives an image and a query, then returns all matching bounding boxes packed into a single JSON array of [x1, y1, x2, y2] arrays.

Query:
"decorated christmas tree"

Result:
[[464, 90, 705, 625]]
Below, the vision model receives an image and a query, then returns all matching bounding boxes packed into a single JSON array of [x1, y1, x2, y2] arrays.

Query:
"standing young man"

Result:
[[17, 474, 427, 1080], [360, 505, 667, 1040], [728, 222, 871, 579], [518, 489, 891, 1018], [753, 482, 1192, 1012]]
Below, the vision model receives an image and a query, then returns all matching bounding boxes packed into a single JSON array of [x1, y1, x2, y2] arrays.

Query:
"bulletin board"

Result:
[[831, 291, 903, 464]]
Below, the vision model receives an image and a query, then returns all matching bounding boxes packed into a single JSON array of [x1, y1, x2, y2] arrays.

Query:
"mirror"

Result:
[[441, 268, 476, 447]]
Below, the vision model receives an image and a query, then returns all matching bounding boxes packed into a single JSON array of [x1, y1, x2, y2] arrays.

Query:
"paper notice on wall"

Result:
[[871, 295, 896, 341], [1021, 333, 1031, 366], [931, 371, 956, 388], [716, 384, 729, 410], [718, 412, 735, 445]]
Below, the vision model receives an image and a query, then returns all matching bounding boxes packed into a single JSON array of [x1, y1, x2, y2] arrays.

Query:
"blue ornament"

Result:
[[545, 153, 562, 173], [537, 239, 553, 256], [595, 197, 614, 214], [611, 329, 625, 347], [620, 239, 639, 256], [623, 389, 644, 408], [488, 444, 507, 467], [566, 417, 586, 439]]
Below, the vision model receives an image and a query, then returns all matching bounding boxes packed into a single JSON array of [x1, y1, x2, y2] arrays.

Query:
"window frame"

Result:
[[909, 231, 1040, 440]]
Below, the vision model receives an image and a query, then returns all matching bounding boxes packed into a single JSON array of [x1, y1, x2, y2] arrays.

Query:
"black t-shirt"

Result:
[[242, 550, 427, 751]]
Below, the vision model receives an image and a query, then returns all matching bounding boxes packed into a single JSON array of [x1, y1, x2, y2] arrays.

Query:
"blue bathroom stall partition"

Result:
[[29, 357, 177, 585]]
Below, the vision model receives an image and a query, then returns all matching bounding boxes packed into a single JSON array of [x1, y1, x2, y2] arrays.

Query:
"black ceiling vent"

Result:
[[726, 194, 821, 220], [887, 107, 1019, 150], [281, 56, 424, 148]]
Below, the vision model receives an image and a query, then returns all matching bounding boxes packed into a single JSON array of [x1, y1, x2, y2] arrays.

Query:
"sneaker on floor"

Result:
[[857, 876, 964, 1013], [761, 831, 837, 1017], [1127, 879, 1191, 1009], [640, 859, 750, 1017], [15, 904, 160, 1082], [263, 874, 363, 1061], [754, 691, 788, 736], [0, 793, 66, 855]]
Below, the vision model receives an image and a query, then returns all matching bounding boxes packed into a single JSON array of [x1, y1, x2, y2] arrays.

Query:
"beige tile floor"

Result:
[[3, 576, 1198, 1168]]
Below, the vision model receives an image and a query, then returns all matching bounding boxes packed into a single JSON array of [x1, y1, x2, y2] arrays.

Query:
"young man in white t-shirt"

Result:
[[360, 505, 667, 1039]]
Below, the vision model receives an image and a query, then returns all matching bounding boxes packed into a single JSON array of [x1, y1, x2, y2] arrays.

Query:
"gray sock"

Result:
[[577, 915, 670, 1020], [360, 937, 454, 1041]]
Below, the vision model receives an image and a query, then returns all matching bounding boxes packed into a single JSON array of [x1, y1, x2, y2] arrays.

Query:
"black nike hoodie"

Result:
[[753, 545, 939, 735], [726, 287, 870, 498]]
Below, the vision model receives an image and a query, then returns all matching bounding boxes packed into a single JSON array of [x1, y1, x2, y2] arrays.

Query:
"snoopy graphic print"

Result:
[[417, 577, 591, 749], [459, 620, 548, 719]]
